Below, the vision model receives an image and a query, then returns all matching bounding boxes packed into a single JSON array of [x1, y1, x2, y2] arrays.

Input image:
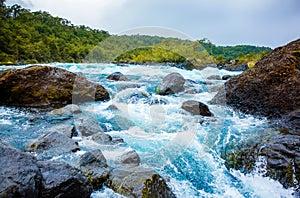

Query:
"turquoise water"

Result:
[[0, 63, 295, 197]]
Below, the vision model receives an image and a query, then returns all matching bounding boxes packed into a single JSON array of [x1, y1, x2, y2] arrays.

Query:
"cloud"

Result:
[[6, 0, 300, 47]]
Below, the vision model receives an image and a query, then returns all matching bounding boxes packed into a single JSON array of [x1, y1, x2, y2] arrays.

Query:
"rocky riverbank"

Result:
[[0, 104, 175, 198], [212, 38, 300, 193], [0, 66, 175, 197]]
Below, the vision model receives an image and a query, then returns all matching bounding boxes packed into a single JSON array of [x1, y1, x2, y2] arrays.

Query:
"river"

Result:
[[0, 63, 294, 197]]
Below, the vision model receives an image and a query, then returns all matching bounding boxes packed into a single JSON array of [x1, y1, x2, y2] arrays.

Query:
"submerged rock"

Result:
[[222, 75, 232, 80], [0, 66, 109, 108], [49, 104, 82, 116], [25, 131, 79, 159], [0, 140, 42, 197], [182, 100, 213, 116], [157, 72, 185, 95], [79, 149, 110, 189], [107, 166, 175, 198], [91, 132, 113, 144], [207, 75, 221, 80], [107, 72, 129, 81], [38, 161, 93, 198], [74, 115, 104, 136], [213, 39, 300, 118]]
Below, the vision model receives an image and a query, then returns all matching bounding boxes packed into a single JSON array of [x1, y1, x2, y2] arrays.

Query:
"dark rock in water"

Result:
[[218, 63, 249, 71], [0, 66, 109, 108], [210, 87, 226, 105], [207, 75, 221, 80], [112, 136, 125, 144], [25, 131, 79, 159], [107, 72, 129, 81], [0, 140, 42, 197], [38, 161, 93, 198], [74, 115, 104, 136], [49, 104, 82, 116], [119, 150, 141, 166], [79, 149, 110, 189], [91, 132, 113, 144], [182, 100, 213, 116], [107, 166, 175, 198], [157, 72, 185, 95], [223, 129, 300, 190], [183, 79, 202, 94], [222, 75, 232, 80], [213, 39, 300, 118]]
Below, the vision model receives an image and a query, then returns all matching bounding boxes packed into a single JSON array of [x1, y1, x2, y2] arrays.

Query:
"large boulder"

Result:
[[38, 161, 93, 198], [0, 140, 42, 197], [106, 166, 175, 198], [182, 100, 213, 116], [79, 149, 110, 189], [25, 131, 79, 159], [157, 72, 185, 95], [213, 39, 300, 118], [0, 66, 109, 108]]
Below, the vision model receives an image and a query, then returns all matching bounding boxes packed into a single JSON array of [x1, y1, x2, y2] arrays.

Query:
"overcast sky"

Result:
[[6, 0, 300, 48]]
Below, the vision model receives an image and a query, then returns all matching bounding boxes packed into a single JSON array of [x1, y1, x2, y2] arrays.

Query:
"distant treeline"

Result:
[[0, 0, 109, 63], [0, 1, 271, 66]]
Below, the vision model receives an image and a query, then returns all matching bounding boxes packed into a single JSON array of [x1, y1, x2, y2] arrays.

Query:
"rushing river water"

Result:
[[0, 63, 295, 198]]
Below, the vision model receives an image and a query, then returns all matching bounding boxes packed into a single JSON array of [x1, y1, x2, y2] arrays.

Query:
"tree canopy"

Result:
[[0, 1, 109, 64]]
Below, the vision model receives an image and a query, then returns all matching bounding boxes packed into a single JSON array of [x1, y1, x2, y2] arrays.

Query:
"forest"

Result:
[[0, 1, 271, 67]]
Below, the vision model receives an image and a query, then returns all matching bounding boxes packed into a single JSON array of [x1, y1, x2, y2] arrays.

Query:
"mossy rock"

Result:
[[223, 129, 300, 190], [106, 166, 175, 198]]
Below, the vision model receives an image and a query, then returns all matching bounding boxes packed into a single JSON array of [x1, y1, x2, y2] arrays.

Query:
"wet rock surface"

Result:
[[107, 72, 129, 81], [119, 150, 141, 166], [79, 149, 110, 189], [0, 140, 42, 198], [0, 66, 109, 108], [107, 166, 176, 198], [74, 114, 104, 136], [49, 104, 82, 116], [157, 72, 185, 95], [38, 161, 93, 198], [213, 39, 300, 118], [25, 131, 79, 159], [182, 100, 213, 116], [0, 140, 92, 198]]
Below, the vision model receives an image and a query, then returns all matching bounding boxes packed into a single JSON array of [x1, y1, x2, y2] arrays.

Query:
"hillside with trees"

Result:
[[0, 0, 109, 64], [0, 1, 271, 67]]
